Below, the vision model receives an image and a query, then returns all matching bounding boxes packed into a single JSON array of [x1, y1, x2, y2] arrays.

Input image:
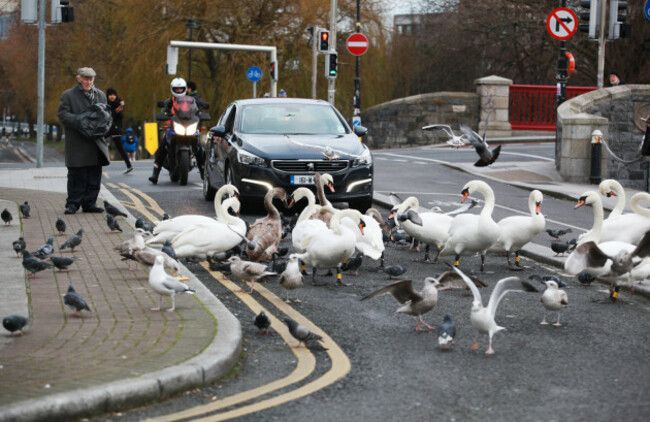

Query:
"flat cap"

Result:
[[77, 67, 96, 77]]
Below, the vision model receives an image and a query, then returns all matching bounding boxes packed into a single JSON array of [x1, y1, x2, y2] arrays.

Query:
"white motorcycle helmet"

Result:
[[170, 77, 187, 97]]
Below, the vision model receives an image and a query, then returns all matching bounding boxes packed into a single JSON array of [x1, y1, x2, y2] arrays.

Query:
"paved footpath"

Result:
[[0, 168, 241, 422]]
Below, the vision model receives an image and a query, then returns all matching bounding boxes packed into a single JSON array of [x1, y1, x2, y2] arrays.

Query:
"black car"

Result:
[[203, 98, 373, 212]]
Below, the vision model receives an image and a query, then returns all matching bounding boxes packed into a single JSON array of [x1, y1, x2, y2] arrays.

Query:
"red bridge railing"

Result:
[[509, 84, 597, 131]]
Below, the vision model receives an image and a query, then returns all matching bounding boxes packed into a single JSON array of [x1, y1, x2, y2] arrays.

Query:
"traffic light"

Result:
[[318, 29, 329, 53], [608, 0, 630, 39], [325, 52, 338, 78], [269, 61, 278, 81], [578, 0, 601, 39], [52, 0, 74, 23]]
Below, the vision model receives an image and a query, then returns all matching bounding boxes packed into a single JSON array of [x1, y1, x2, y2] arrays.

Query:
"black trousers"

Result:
[[110, 135, 132, 168], [66, 166, 103, 211]]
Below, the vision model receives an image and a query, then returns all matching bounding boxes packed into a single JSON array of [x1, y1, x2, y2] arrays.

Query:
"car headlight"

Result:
[[353, 148, 372, 167], [237, 149, 267, 167]]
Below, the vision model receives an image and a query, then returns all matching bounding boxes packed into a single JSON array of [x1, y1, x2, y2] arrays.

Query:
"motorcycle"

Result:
[[156, 96, 210, 186]]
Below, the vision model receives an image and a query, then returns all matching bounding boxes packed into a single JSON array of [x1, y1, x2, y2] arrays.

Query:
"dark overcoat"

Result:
[[57, 83, 110, 167]]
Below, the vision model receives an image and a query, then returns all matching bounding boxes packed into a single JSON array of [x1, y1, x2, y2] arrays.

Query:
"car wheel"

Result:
[[349, 196, 373, 213], [203, 163, 216, 201]]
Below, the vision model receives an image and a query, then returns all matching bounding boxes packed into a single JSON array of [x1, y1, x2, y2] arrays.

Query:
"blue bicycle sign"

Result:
[[246, 66, 263, 82]]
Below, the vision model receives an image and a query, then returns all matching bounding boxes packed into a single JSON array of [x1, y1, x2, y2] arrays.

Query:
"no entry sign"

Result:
[[346, 33, 369, 56], [547, 7, 578, 41]]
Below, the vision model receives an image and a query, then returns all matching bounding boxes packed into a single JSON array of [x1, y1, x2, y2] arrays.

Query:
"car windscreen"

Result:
[[240, 103, 348, 135]]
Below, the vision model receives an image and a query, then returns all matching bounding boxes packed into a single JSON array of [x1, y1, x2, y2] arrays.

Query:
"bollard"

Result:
[[589, 129, 602, 185]]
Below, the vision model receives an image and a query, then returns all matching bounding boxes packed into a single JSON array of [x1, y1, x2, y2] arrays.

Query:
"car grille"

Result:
[[271, 160, 349, 173]]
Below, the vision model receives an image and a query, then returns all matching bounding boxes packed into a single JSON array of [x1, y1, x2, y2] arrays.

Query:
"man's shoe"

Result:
[[124, 167, 134, 175], [149, 166, 161, 184], [83, 206, 104, 213], [64, 206, 77, 215]]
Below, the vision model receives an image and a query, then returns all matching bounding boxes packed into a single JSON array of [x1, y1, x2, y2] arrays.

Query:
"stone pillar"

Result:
[[557, 110, 608, 183], [475, 75, 512, 138]]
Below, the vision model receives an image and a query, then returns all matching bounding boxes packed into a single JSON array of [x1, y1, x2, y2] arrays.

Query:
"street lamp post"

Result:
[[185, 18, 199, 82]]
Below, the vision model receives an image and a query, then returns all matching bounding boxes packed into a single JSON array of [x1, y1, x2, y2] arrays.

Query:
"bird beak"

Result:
[[535, 202, 542, 215], [328, 182, 335, 193], [288, 197, 295, 208], [607, 191, 617, 197], [358, 221, 365, 235], [461, 189, 469, 203], [575, 197, 586, 209], [388, 210, 396, 220]]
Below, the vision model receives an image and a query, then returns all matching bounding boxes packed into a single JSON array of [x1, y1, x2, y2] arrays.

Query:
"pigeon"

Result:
[[459, 123, 501, 167], [135, 217, 155, 233], [551, 239, 577, 256], [3, 314, 29, 336], [106, 214, 123, 232], [63, 284, 91, 317], [12, 237, 26, 257], [540, 280, 569, 326], [148, 255, 196, 312], [50, 256, 81, 272], [452, 266, 538, 354], [22, 250, 55, 277], [19, 201, 30, 218], [384, 264, 408, 279], [60, 229, 83, 252], [162, 240, 177, 260], [546, 228, 573, 240], [209, 258, 232, 273], [528, 274, 567, 289], [437, 314, 457, 350], [278, 254, 304, 303], [226, 256, 277, 294], [1, 208, 12, 225], [253, 310, 271, 335], [55, 216, 67, 235], [133, 247, 181, 273], [282, 316, 327, 349], [576, 270, 596, 286], [341, 252, 363, 276], [162, 213, 171, 220], [114, 231, 147, 267], [32, 237, 55, 259], [103, 200, 127, 218], [421, 124, 469, 148]]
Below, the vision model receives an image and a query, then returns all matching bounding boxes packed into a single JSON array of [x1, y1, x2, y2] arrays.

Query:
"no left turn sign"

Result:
[[546, 7, 578, 41]]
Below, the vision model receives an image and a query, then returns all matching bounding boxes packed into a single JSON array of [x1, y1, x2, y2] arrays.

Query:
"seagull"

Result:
[[546, 228, 573, 240], [437, 314, 457, 350], [12, 237, 26, 257], [278, 254, 304, 303], [3, 314, 29, 336], [106, 214, 123, 232], [19, 201, 30, 218], [103, 200, 127, 218], [1, 208, 12, 225], [452, 266, 538, 354], [133, 247, 181, 274], [384, 263, 408, 279], [63, 284, 91, 317], [422, 124, 469, 148], [60, 229, 83, 252], [282, 316, 327, 349], [148, 255, 196, 312], [459, 124, 501, 167], [55, 216, 67, 235], [253, 310, 271, 335], [284, 135, 358, 160], [22, 250, 55, 278], [540, 280, 569, 326], [32, 237, 55, 259], [50, 256, 81, 272], [226, 256, 277, 294]]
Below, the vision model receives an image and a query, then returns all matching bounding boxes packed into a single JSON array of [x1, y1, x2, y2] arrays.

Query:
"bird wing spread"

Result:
[[361, 279, 421, 304]]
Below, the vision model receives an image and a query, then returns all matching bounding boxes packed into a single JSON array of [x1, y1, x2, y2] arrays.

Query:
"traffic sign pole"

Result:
[[354, 0, 361, 125]]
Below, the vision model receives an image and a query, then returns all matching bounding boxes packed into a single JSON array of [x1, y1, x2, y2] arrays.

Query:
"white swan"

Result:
[[296, 208, 364, 286], [290, 188, 328, 254], [148, 184, 238, 244], [170, 197, 247, 259], [340, 208, 385, 261], [488, 190, 545, 269], [599, 179, 625, 219], [581, 190, 650, 245], [439, 180, 499, 272]]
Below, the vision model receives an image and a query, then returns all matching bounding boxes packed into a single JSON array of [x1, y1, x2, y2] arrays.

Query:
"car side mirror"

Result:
[[209, 125, 226, 138], [353, 125, 368, 137]]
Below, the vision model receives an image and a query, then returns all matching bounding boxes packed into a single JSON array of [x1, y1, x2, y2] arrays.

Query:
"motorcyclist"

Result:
[[148, 77, 206, 184]]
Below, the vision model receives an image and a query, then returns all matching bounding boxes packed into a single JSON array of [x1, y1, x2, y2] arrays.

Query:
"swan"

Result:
[[599, 179, 626, 219], [290, 188, 328, 254], [580, 190, 650, 245], [488, 190, 545, 270], [170, 197, 247, 259], [148, 184, 238, 244], [296, 208, 365, 286], [439, 180, 499, 272], [246, 187, 287, 262], [313, 173, 336, 225]]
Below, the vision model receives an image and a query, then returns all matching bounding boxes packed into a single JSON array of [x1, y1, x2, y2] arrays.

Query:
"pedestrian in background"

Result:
[[57, 67, 109, 215], [279, 88, 287, 98], [106, 88, 133, 174], [608, 71, 625, 87], [121, 127, 139, 161], [186, 81, 210, 110]]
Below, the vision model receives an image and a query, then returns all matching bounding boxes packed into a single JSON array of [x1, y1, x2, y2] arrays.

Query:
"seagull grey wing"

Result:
[[486, 276, 538, 318], [445, 199, 479, 216], [438, 270, 486, 289], [459, 125, 483, 147], [361, 279, 420, 304], [482, 112, 491, 142], [577, 241, 610, 268], [451, 267, 483, 304], [631, 230, 650, 259], [161, 275, 191, 293], [388, 192, 403, 207], [422, 124, 454, 137]]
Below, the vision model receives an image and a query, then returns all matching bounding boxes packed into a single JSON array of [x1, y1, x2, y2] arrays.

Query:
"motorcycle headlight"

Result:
[[173, 122, 186, 136], [237, 149, 267, 167], [186, 122, 199, 135], [353, 148, 372, 167]]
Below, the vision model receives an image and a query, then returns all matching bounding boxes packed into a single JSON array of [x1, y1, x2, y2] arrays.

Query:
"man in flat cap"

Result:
[[57, 67, 110, 214]]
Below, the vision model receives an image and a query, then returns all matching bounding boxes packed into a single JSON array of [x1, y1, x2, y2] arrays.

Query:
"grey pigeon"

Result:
[[577, 270, 596, 286], [459, 123, 501, 167], [437, 314, 457, 350], [135, 217, 154, 233], [55, 216, 67, 235], [162, 240, 177, 260], [384, 263, 408, 279], [106, 214, 123, 232], [1, 208, 12, 225], [341, 252, 363, 276], [253, 310, 271, 335], [529, 274, 567, 289], [3, 315, 29, 336], [162, 213, 171, 220], [282, 316, 327, 349], [19, 201, 30, 218], [60, 229, 83, 252], [103, 200, 127, 218], [12, 237, 26, 257], [22, 250, 55, 277], [32, 237, 55, 259], [551, 238, 577, 256], [50, 256, 81, 272], [546, 228, 573, 240], [63, 284, 91, 317]]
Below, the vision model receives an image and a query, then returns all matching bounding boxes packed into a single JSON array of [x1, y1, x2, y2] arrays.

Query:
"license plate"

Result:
[[290, 175, 314, 185]]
